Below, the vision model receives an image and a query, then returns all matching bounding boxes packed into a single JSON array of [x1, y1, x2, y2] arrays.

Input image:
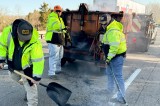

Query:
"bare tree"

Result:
[[0, 8, 11, 31], [0, 5, 27, 32], [26, 10, 41, 30], [39, 2, 51, 30], [0, 8, 23, 32], [146, 3, 160, 23]]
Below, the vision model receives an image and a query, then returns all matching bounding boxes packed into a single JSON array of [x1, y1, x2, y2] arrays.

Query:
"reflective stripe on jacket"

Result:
[[102, 20, 127, 61], [0, 25, 44, 77], [45, 12, 66, 45]]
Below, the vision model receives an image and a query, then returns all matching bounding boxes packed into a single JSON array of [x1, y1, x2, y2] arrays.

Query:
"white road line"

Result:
[[125, 69, 141, 90], [108, 68, 141, 105]]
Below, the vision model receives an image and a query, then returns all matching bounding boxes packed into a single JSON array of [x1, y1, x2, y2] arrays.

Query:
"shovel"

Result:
[[14, 70, 72, 106]]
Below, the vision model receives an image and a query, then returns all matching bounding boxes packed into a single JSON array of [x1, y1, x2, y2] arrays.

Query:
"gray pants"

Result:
[[9, 71, 38, 106]]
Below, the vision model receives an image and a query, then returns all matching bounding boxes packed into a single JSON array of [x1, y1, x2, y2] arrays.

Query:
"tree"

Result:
[[0, 8, 20, 32], [146, 3, 160, 23], [39, 2, 51, 30], [26, 10, 41, 30]]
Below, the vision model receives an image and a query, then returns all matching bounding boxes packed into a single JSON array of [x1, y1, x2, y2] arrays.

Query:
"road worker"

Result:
[[0, 19, 44, 106], [45, 5, 66, 79], [99, 14, 127, 104]]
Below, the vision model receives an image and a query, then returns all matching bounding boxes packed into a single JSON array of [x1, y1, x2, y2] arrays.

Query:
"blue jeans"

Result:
[[106, 56, 125, 100], [48, 43, 64, 76]]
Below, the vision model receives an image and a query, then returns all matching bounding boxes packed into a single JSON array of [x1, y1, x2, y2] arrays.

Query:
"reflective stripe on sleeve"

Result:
[[108, 53, 116, 57], [0, 42, 7, 48], [109, 42, 119, 46], [60, 24, 62, 30], [51, 21, 58, 27], [0, 56, 6, 60], [31, 57, 44, 62], [22, 64, 30, 70], [33, 74, 42, 78], [7, 33, 12, 48]]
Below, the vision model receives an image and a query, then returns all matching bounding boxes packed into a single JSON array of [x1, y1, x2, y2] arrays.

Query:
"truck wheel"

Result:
[[61, 58, 67, 67]]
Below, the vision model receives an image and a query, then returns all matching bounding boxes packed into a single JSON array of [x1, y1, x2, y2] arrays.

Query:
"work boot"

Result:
[[49, 75, 58, 80]]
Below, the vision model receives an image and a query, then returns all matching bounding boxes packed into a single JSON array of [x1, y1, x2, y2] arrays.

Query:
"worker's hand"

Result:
[[105, 59, 110, 65], [32, 76, 41, 84], [0, 63, 4, 69], [62, 28, 67, 31], [65, 26, 70, 30], [31, 80, 40, 85], [67, 38, 72, 43]]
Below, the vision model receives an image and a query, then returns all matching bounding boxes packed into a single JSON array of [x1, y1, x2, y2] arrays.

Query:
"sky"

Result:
[[0, 0, 160, 16], [0, 0, 93, 15], [133, 0, 160, 5]]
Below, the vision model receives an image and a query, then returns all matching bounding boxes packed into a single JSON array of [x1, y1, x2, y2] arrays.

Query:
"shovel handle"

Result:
[[39, 83, 48, 87], [14, 70, 49, 88], [14, 70, 34, 81]]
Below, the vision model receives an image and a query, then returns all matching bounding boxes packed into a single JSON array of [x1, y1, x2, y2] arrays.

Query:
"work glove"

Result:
[[0, 63, 4, 69], [32, 76, 41, 84], [66, 33, 72, 44], [67, 38, 72, 43], [105, 59, 110, 65], [62, 28, 67, 30]]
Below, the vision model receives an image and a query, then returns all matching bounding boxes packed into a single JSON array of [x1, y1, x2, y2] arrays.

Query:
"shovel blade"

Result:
[[46, 82, 72, 106]]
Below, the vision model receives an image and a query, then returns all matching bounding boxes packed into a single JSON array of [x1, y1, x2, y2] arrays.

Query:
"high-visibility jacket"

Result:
[[45, 12, 66, 45], [0, 25, 44, 78], [102, 20, 127, 61]]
